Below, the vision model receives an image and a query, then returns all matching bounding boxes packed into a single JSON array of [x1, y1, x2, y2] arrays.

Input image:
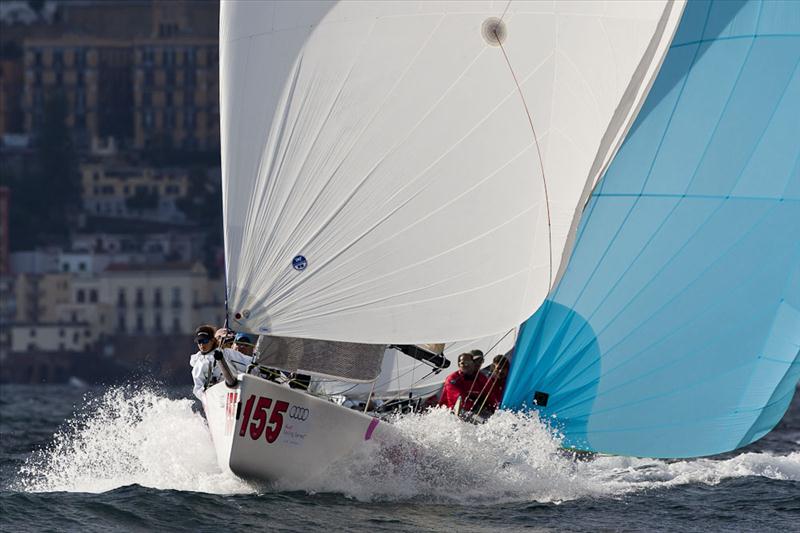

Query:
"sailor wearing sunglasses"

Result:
[[189, 325, 252, 400]]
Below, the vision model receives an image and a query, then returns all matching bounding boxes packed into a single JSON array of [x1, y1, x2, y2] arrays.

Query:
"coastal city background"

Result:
[[0, 0, 224, 384]]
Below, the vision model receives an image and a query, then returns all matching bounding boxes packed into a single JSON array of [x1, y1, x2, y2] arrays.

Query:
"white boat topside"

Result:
[[204, 374, 390, 484]]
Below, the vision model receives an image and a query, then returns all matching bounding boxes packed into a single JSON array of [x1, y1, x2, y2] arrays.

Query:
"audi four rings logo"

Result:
[[289, 406, 310, 421]]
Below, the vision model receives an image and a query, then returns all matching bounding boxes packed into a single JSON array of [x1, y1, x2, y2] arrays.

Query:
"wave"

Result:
[[15, 387, 799, 503], [16, 386, 251, 495]]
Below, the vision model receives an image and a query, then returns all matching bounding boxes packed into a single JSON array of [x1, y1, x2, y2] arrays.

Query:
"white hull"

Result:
[[204, 374, 388, 483]]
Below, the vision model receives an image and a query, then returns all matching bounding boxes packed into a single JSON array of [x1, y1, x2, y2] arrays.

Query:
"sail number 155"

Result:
[[239, 394, 289, 443]]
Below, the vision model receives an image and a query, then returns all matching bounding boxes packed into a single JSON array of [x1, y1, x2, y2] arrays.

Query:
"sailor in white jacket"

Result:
[[190, 326, 252, 400]]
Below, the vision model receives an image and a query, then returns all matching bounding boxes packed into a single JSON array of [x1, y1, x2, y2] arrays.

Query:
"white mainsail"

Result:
[[220, 0, 685, 345]]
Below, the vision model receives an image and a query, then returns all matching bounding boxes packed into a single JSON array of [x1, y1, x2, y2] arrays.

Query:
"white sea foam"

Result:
[[17, 387, 800, 502], [17, 386, 251, 495]]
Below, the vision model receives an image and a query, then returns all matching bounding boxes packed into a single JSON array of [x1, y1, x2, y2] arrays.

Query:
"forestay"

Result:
[[504, 0, 800, 458], [220, 0, 685, 344]]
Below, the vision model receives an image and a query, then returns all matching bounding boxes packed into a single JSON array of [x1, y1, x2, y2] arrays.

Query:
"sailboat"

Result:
[[200, 0, 725, 483]]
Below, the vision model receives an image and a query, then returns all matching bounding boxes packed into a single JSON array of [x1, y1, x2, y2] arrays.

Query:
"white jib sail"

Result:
[[220, 0, 685, 344]]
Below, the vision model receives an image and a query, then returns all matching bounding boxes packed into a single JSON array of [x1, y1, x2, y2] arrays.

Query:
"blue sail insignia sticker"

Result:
[[292, 255, 308, 271]]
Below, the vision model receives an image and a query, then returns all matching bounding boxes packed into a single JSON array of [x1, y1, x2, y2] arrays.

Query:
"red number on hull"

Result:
[[239, 395, 255, 437], [249, 396, 273, 440], [265, 400, 289, 443], [237, 395, 291, 444]]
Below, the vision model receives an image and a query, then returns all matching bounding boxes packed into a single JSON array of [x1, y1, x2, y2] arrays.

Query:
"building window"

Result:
[[135, 288, 144, 307], [117, 314, 126, 332], [73, 331, 80, 343], [136, 313, 144, 331], [89, 289, 98, 303], [154, 288, 162, 307], [59, 328, 65, 337], [30, 328, 36, 337], [77, 289, 85, 303], [171, 287, 181, 307], [154, 312, 162, 333], [172, 317, 181, 332], [78, 262, 86, 272], [117, 289, 126, 307]]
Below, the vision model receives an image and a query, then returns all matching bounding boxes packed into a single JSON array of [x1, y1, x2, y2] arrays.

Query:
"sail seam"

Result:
[[529, 2, 716, 381], [547, 2, 781, 388]]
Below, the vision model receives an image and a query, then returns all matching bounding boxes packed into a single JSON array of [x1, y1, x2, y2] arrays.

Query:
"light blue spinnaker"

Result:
[[503, 0, 800, 458]]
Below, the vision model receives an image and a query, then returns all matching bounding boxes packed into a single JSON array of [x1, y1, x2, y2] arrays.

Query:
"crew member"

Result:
[[190, 325, 252, 400], [232, 332, 255, 357], [483, 354, 510, 414], [438, 352, 491, 413]]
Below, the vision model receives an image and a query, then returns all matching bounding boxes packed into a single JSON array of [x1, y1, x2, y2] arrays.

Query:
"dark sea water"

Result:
[[1, 383, 798, 533]]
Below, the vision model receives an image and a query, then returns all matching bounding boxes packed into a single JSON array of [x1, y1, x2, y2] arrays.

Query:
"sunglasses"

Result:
[[196, 338, 211, 344]]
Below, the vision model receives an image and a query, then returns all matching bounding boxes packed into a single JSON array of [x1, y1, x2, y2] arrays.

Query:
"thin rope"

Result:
[[499, 0, 512, 23], [496, 31, 554, 291], [364, 379, 377, 413]]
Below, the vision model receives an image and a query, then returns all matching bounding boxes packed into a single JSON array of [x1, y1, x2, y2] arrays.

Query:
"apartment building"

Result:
[[13, 271, 71, 323], [19, 1, 219, 150], [5, 261, 224, 356], [80, 161, 189, 221], [132, 37, 218, 151], [0, 57, 24, 135], [101, 261, 223, 336], [10, 322, 94, 353], [22, 35, 133, 146]]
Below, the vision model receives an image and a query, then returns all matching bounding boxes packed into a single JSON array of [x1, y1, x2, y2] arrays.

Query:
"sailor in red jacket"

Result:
[[485, 354, 510, 413], [439, 352, 491, 413]]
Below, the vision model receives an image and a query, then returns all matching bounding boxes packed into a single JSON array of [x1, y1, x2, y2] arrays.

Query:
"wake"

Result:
[[16, 386, 799, 503]]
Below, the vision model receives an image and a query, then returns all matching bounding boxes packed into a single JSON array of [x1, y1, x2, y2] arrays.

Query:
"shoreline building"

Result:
[[19, 0, 219, 150]]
